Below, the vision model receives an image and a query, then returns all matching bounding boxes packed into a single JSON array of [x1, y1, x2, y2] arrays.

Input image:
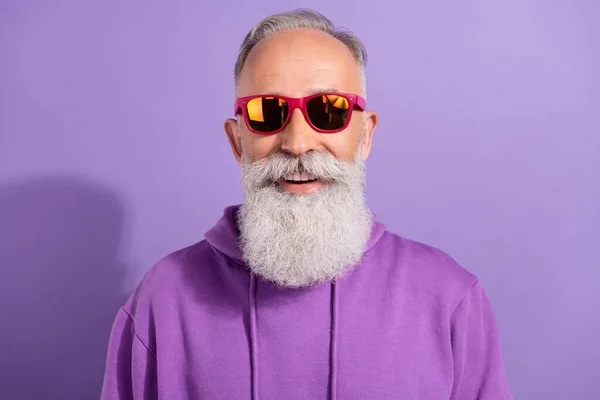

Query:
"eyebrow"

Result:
[[265, 88, 341, 97], [305, 88, 340, 96]]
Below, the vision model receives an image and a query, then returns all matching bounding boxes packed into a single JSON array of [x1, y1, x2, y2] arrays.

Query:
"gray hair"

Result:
[[234, 9, 367, 95]]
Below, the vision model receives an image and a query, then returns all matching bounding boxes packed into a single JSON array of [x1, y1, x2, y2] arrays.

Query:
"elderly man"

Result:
[[101, 9, 512, 400]]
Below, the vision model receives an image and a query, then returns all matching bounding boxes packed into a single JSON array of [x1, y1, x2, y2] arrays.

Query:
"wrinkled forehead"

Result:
[[237, 30, 363, 98]]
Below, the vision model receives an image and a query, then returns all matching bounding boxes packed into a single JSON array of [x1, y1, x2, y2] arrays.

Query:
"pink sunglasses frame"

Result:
[[234, 93, 367, 135]]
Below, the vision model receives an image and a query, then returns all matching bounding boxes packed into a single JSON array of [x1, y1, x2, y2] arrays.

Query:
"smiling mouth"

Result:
[[277, 172, 325, 194], [281, 172, 318, 184], [283, 179, 319, 184]]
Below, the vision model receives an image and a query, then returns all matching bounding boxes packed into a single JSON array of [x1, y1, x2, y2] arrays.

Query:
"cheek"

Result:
[[321, 127, 362, 161], [242, 133, 279, 162]]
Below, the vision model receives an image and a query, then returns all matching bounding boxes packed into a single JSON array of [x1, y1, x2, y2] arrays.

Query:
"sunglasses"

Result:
[[234, 93, 366, 135]]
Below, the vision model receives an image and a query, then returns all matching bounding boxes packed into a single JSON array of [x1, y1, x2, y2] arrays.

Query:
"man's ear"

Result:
[[360, 110, 379, 160], [224, 117, 244, 166]]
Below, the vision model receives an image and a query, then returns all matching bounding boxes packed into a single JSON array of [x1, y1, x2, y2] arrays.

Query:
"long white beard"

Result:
[[238, 144, 373, 288]]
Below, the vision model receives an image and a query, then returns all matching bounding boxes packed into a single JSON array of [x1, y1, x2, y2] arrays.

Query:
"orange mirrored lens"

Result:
[[246, 97, 288, 132], [306, 95, 349, 131]]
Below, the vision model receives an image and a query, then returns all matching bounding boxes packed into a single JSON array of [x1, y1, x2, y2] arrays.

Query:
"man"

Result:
[[101, 9, 512, 400]]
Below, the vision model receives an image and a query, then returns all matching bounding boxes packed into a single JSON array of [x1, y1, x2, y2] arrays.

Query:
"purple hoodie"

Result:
[[101, 205, 512, 399]]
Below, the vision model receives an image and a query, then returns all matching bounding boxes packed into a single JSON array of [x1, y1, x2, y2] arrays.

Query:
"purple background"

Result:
[[1, 1, 598, 399]]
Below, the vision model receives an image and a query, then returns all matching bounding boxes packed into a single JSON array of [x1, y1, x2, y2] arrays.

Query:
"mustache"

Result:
[[243, 150, 355, 184]]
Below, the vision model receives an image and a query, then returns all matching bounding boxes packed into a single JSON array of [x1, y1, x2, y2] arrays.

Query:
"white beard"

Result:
[[237, 143, 373, 288]]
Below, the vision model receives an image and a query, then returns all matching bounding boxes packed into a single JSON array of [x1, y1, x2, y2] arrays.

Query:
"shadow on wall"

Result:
[[0, 176, 128, 399]]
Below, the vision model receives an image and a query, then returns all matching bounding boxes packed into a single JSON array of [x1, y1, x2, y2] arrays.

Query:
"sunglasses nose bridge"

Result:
[[279, 108, 319, 156]]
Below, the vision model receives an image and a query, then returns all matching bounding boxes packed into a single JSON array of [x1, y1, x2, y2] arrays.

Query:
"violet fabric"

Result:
[[101, 205, 512, 399]]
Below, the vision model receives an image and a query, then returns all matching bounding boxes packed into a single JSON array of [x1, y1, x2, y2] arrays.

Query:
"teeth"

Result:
[[283, 172, 316, 181]]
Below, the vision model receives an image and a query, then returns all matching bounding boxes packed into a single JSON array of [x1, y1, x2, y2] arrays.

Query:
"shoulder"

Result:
[[122, 239, 248, 322], [122, 240, 219, 315], [370, 230, 478, 310]]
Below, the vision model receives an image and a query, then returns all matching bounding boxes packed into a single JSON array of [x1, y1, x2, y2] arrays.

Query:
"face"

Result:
[[225, 29, 378, 184], [224, 29, 379, 288]]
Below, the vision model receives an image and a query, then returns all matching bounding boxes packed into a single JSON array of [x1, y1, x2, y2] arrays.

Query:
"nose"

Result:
[[279, 108, 319, 156]]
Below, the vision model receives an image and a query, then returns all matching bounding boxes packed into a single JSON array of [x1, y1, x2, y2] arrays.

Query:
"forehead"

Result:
[[237, 29, 363, 98]]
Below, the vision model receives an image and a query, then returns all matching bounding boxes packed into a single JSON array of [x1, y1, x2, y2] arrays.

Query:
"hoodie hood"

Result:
[[204, 205, 245, 264]]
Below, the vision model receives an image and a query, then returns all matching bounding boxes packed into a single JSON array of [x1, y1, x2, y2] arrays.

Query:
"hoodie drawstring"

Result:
[[330, 280, 339, 400], [249, 272, 259, 400]]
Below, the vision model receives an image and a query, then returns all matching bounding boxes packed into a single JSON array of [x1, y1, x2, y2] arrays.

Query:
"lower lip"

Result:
[[279, 179, 325, 194]]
